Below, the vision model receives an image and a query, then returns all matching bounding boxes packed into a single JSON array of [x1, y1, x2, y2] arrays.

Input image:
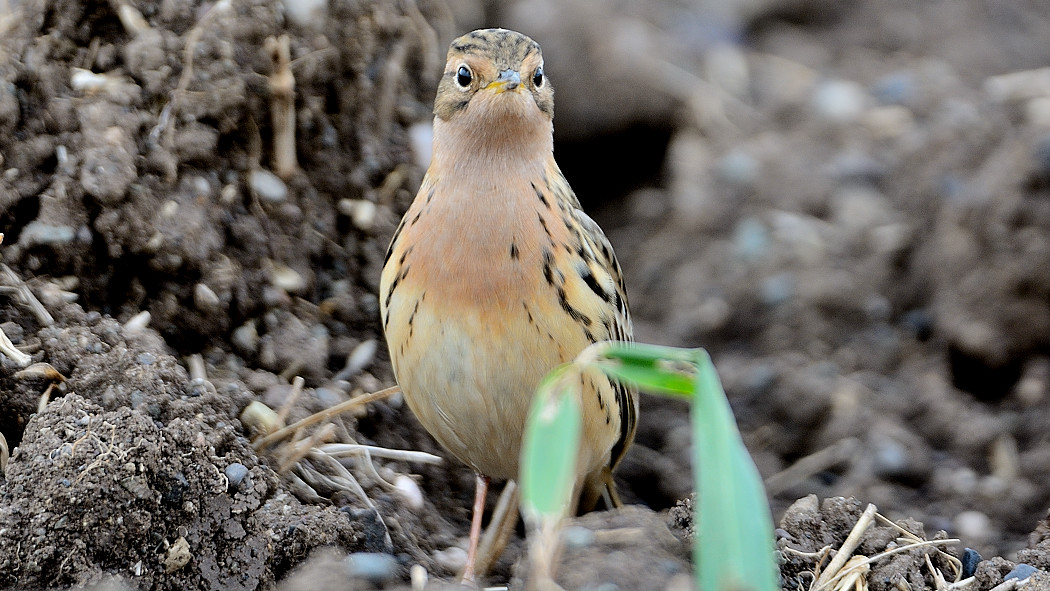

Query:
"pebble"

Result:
[[338, 199, 377, 231], [282, 0, 327, 26], [872, 71, 918, 106], [393, 474, 424, 510], [432, 546, 467, 572], [19, 221, 75, 246], [1006, 564, 1039, 581], [717, 149, 760, 187], [733, 217, 769, 262], [248, 169, 287, 202], [231, 321, 259, 354], [960, 548, 982, 578], [224, 463, 249, 492], [122, 310, 151, 336], [812, 79, 866, 122], [344, 339, 377, 377], [346, 552, 399, 583], [954, 510, 991, 543], [863, 105, 914, 138], [871, 435, 909, 477], [830, 184, 892, 231], [759, 273, 795, 306], [266, 260, 306, 294], [193, 283, 221, 313]]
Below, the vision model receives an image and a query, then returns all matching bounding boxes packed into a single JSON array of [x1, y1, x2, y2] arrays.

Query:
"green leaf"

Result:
[[519, 364, 582, 523], [692, 350, 779, 591], [590, 342, 699, 396], [596, 360, 696, 397]]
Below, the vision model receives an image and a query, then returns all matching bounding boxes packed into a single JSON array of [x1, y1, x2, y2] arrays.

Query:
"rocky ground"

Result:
[[1, 0, 1050, 589]]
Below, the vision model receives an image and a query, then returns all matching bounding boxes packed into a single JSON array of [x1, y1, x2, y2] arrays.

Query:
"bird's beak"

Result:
[[485, 69, 521, 93]]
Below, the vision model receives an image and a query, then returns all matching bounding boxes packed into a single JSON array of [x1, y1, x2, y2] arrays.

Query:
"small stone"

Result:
[[123, 310, 151, 336], [961, 548, 982, 578], [231, 321, 259, 354], [872, 71, 917, 106], [346, 552, 399, 583], [350, 200, 377, 231], [135, 352, 155, 366], [249, 169, 287, 202], [432, 546, 467, 572], [266, 260, 306, 294], [954, 510, 991, 543], [344, 339, 377, 377], [164, 536, 192, 573], [239, 401, 281, 439], [759, 273, 795, 306], [1006, 564, 1039, 582], [193, 283, 221, 313], [812, 79, 866, 122], [338, 199, 377, 231], [224, 463, 250, 492], [19, 221, 76, 246], [717, 149, 760, 187], [733, 216, 769, 262], [282, 0, 327, 26], [863, 105, 914, 138], [393, 474, 424, 510]]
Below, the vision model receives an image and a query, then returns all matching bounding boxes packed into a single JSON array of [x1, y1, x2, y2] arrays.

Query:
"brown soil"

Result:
[[1, 0, 1050, 589]]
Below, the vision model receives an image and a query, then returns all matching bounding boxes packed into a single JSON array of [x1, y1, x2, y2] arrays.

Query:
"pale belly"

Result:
[[389, 293, 570, 480]]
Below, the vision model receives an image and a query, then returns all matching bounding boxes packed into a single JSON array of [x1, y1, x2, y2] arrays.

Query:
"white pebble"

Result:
[[232, 321, 259, 353], [123, 310, 151, 336], [812, 79, 866, 122], [954, 510, 991, 542], [344, 339, 377, 376], [432, 546, 467, 572], [282, 0, 327, 27], [249, 169, 287, 202], [266, 259, 306, 293], [350, 200, 376, 231], [194, 283, 221, 313], [393, 474, 424, 510]]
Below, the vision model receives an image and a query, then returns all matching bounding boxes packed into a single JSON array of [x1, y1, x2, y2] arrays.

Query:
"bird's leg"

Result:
[[460, 472, 490, 585]]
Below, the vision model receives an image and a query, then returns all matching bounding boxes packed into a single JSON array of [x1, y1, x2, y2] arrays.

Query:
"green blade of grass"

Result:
[[591, 342, 699, 396], [693, 349, 778, 591], [519, 363, 582, 523]]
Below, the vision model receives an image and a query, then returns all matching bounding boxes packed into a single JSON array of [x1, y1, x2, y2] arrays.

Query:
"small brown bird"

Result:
[[380, 28, 637, 582]]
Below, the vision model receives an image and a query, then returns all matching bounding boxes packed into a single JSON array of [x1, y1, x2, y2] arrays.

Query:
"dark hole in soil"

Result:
[[555, 124, 672, 212], [948, 344, 1024, 402], [0, 193, 41, 244]]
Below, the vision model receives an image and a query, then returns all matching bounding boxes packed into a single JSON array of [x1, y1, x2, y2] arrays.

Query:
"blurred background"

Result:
[[1, 0, 1050, 585]]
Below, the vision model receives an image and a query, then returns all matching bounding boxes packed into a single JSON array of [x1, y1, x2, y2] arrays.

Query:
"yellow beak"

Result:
[[485, 69, 522, 93]]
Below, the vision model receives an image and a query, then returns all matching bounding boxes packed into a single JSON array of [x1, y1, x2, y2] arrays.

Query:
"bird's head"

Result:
[[433, 28, 554, 129]]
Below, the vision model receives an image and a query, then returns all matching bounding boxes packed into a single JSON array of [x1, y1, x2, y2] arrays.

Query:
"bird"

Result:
[[379, 28, 637, 583]]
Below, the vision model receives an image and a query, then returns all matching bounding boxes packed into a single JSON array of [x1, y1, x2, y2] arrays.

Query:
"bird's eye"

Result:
[[456, 65, 472, 88], [533, 66, 544, 87]]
